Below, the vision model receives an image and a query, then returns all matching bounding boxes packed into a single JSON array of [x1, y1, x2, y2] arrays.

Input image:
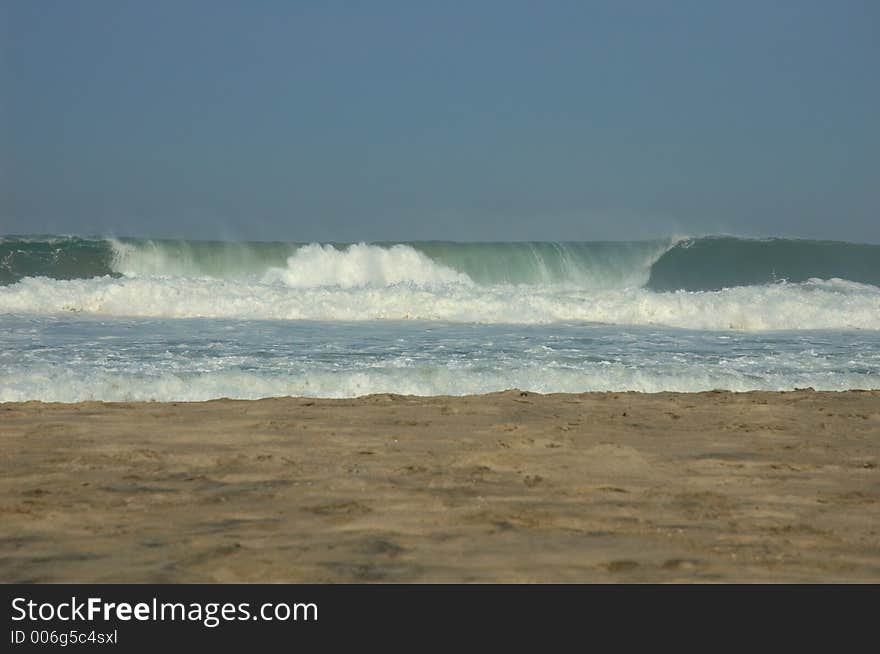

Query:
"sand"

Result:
[[1, 390, 878, 583]]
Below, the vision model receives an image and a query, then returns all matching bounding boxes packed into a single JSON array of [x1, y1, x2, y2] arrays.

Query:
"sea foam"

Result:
[[3, 360, 877, 403], [1, 273, 878, 330], [261, 243, 473, 287]]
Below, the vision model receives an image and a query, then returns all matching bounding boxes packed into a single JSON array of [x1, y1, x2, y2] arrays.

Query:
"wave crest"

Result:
[[9, 235, 880, 292], [261, 243, 473, 288]]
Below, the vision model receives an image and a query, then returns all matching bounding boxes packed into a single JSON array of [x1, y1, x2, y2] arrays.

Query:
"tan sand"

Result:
[[1, 390, 878, 583]]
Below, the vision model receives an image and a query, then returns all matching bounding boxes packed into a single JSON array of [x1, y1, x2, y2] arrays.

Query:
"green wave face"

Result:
[[410, 241, 669, 287], [646, 237, 880, 291], [3, 235, 880, 291], [0, 237, 117, 285]]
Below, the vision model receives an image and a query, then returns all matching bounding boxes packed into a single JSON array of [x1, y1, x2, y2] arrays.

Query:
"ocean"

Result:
[[1, 235, 879, 402]]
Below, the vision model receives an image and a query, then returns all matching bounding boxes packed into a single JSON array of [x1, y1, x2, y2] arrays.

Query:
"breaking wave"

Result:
[[1, 235, 879, 330]]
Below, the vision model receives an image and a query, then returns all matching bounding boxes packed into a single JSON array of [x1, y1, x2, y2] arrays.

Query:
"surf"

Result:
[[2, 273, 878, 330], [2, 235, 879, 331]]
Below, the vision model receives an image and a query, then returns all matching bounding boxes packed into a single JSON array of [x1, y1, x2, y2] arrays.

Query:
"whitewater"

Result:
[[1, 235, 878, 401]]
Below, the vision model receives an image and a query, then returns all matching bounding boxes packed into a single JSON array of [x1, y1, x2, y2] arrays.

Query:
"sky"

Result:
[[1, 1, 878, 242]]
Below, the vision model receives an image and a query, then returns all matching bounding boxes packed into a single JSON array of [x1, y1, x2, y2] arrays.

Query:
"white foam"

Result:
[[110, 239, 193, 277], [262, 243, 473, 287], [2, 363, 876, 403], [1, 275, 879, 330]]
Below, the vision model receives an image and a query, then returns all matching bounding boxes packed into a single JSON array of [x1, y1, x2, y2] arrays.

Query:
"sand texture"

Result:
[[1, 390, 878, 583]]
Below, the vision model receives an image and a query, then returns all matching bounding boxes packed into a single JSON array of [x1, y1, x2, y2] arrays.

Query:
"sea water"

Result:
[[1, 235, 878, 402]]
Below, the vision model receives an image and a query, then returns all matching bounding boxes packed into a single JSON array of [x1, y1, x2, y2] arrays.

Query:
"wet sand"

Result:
[[1, 390, 878, 583]]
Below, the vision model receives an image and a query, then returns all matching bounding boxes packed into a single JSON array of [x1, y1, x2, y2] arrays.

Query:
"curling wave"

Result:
[[4, 235, 880, 290]]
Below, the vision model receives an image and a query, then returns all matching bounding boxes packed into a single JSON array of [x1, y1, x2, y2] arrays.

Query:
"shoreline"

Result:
[[2, 390, 878, 582]]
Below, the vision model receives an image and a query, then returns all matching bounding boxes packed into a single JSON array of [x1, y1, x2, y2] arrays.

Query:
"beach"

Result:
[[2, 390, 878, 583]]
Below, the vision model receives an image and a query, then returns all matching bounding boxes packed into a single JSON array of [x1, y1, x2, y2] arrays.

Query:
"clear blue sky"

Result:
[[1, 1, 878, 242]]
